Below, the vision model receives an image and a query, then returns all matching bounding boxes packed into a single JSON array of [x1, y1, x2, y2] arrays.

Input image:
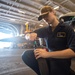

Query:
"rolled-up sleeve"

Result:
[[69, 33, 75, 52], [67, 26, 75, 52], [34, 27, 48, 38]]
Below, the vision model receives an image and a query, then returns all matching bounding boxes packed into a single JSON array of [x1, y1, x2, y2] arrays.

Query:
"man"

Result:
[[22, 6, 75, 75]]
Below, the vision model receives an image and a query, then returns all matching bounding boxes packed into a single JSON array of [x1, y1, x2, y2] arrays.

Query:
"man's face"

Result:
[[42, 12, 54, 24]]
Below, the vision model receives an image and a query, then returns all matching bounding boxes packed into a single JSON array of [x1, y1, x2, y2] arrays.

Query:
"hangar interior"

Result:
[[0, 0, 75, 75]]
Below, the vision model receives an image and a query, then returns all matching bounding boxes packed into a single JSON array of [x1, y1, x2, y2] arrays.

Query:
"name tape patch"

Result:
[[57, 32, 66, 37]]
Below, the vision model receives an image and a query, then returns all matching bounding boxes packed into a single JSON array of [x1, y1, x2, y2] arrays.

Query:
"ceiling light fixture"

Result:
[[54, 6, 59, 10], [10, 18, 16, 21], [39, 24, 43, 27], [18, 10, 25, 14]]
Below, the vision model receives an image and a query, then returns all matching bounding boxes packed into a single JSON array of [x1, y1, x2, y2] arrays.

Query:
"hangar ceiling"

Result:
[[0, 0, 75, 27]]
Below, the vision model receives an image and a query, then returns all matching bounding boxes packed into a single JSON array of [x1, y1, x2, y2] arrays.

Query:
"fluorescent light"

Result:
[[39, 24, 43, 27], [54, 6, 59, 10], [10, 18, 16, 21], [18, 10, 25, 14]]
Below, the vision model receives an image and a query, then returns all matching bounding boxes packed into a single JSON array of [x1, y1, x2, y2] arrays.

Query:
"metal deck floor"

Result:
[[0, 49, 37, 75], [0, 48, 75, 75]]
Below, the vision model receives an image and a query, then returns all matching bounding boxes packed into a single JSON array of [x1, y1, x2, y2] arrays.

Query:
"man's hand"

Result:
[[34, 48, 48, 59], [25, 33, 37, 41]]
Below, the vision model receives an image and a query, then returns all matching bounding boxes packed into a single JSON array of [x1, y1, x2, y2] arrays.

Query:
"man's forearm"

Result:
[[47, 48, 75, 59]]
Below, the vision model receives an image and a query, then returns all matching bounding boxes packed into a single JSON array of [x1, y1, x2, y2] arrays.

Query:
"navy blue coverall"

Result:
[[22, 22, 75, 75]]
